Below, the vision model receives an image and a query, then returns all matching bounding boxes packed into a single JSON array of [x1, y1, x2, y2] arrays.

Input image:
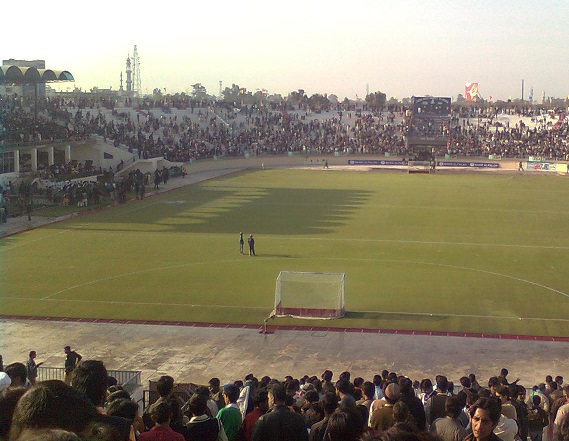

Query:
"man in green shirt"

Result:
[[216, 383, 242, 441]]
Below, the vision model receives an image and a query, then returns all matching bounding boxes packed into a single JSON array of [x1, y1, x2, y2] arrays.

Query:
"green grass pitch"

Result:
[[2, 169, 569, 337]]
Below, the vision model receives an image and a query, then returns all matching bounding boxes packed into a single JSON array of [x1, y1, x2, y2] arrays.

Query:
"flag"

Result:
[[465, 83, 479, 101]]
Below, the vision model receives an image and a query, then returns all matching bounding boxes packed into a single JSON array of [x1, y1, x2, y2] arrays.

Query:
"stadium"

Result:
[[2, 86, 569, 441]]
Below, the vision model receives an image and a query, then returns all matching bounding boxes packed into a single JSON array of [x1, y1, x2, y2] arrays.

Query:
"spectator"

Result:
[[138, 402, 185, 441], [309, 392, 338, 441], [370, 382, 400, 434], [186, 393, 228, 441], [0, 372, 12, 392], [216, 383, 242, 441], [63, 346, 81, 385], [419, 379, 434, 407], [250, 383, 308, 441], [528, 395, 548, 441], [429, 396, 467, 441], [209, 378, 225, 412], [25, 351, 42, 386], [321, 370, 334, 395], [335, 378, 356, 409], [9, 380, 98, 440], [425, 375, 451, 426], [71, 360, 134, 441], [558, 414, 569, 441], [398, 377, 426, 431], [391, 401, 417, 433], [237, 389, 268, 441], [4, 363, 27, 388], [194, 385, 219, 418], [554, 387, 569, 438], [0, 386, 27, 440], [358, 381, 376, 416], [106, 398, 145, 437], [143, 375, 181, 432], [456, 377, 474, 408], [512, 385, 529, 441], [465, 397, 502, 441], [495, 385, 517, 422], [326, 408, 365, 441]]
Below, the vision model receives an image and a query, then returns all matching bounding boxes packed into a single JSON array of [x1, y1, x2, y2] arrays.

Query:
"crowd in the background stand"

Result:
[[2, 94, 568, 165], [1, 351, 569, 441]]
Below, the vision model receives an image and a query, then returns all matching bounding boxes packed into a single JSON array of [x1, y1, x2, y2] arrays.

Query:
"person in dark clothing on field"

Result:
[[248, 234, 255, 256], [64, 346, 82, 385], [239, 232, 244, 254]]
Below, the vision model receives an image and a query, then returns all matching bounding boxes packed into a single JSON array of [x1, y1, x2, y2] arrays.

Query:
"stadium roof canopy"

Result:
[[0, 65, 74, 84]]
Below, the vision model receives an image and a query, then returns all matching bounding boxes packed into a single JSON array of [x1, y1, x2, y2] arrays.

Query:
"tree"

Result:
[[191, 83, 208, 100], [253, 89, 268, 106], [386, 96, 400, 107], [287, 89, 307, 108], [307, 93, 330, 112], [365, 91, 386, 111], [267, 93, 284, 104]]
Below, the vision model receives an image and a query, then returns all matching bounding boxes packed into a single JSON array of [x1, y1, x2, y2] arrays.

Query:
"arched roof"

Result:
[[0, 65, 74, 84]]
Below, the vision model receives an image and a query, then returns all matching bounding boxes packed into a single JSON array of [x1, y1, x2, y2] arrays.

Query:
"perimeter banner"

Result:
[[438, 161, 500, 168], [348, 159, 405, 166], [526, 161, 557, 172]]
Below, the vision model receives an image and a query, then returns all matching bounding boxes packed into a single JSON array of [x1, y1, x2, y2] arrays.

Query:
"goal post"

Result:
[[408, 160, 432, 174], [273, 271, 346, 319]]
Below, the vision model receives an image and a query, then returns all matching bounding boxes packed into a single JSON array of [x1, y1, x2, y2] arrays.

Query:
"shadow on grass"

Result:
[[46, 183, 373, 236]]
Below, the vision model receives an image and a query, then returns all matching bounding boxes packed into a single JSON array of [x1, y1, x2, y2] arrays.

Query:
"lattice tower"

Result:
[[133, 45, 141, 96]]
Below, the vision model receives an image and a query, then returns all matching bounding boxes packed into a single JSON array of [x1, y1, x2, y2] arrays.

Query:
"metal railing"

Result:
[[36, 366, 141, 394]]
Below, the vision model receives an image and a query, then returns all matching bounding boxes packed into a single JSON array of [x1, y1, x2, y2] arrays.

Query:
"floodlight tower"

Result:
[[133, 45, 141, 96], [219, 80, 223, 99], [125, 54, 132, 95]]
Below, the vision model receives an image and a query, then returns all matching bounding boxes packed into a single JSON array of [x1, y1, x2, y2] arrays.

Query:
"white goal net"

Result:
[[273, 271, 345, 319], [408, 160, 432, 174]]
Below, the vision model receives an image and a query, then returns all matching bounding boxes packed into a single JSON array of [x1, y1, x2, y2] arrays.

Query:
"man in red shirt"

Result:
[[238, 389, 268, 441]]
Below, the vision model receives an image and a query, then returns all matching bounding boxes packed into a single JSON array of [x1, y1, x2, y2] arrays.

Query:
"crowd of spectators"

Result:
[[0, 95, 89, 147], [3, 94, 568, 168], [1, 354, 569, 441]]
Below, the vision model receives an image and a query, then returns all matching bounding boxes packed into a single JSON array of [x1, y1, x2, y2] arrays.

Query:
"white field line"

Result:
[[1, 296, 267, 310], [19, 256, 566, 318], [317, 257, 569, 299], [11, 228, 569, 252], [39, 258, 274, 300], [285, 236, 569, 251], [1, 229, 71, 251], [355, 310, 569, 323]]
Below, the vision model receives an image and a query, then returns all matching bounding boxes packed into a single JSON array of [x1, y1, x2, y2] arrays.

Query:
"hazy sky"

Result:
[[4, 0, 568, 101]]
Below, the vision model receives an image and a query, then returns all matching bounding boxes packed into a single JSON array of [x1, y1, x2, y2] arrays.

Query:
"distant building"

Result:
[[1, 59, 47, 97]]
